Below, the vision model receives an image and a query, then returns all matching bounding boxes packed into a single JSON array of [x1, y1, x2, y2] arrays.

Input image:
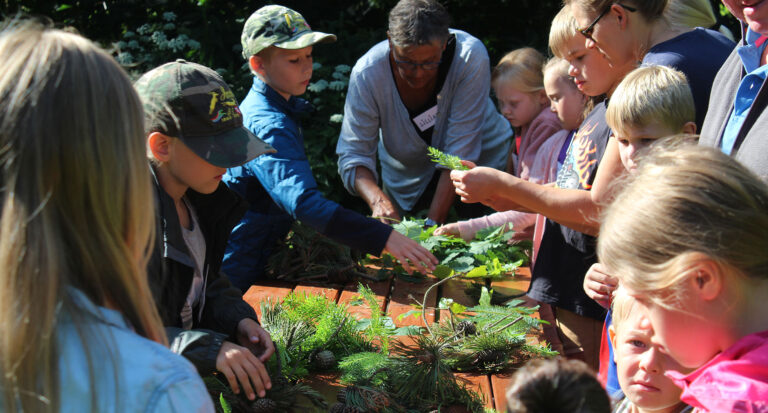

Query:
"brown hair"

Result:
[[566, 0, 668, 23], [388, 0, 450, 47], [506, 358, 612, 413]]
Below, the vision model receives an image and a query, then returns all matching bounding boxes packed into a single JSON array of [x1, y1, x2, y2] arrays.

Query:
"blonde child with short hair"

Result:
[[583, 63, 696, 394], [0, 21, 212, 411], [598, 143, 768, 411], [605, 65, 696, 173], [609, 288, 692, 413]]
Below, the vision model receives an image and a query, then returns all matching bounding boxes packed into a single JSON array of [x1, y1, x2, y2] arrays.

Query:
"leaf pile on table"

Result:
[[206, 284, 555, 413], [267, 218, 531, 284], [365, 218, 531, 281]]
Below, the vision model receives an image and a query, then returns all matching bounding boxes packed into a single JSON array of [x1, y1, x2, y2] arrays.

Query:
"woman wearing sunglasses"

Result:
[[568, 0, 733, 128], [336, 0, 512, 227]]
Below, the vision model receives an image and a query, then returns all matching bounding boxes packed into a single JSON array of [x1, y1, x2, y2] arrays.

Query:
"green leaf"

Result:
[[465, 265, 488, 278], [450, 302, 467, 314], [220, 393, 231, 413], [479, 287, 493, 307], [433, 264, 454, 279], [396, 309, 421, 321], [394, 325, 423, 335], [55, 4, 73, 11], [448, 256, 475, 273]]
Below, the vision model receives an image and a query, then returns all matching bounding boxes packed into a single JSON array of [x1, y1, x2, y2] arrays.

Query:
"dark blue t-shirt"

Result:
[[643, 27, 735, 128], [529, 103, 611, 320]]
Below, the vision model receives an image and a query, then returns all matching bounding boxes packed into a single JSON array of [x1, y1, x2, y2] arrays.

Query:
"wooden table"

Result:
[[243, 267, 541, 412]]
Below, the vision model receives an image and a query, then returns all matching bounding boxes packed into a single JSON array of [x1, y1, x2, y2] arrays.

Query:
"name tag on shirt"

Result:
[[413, 105, 438, 132]]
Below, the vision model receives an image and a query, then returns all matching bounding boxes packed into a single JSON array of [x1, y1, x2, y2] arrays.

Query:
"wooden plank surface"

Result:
[[490, 372, 517, 412], [242, 280, 295, 318], [243, 268, 537, 412], [455, 372, 494, 409], [388, 276, 437, 327]]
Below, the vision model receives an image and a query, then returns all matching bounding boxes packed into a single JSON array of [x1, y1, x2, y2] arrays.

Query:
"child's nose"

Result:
[[568, 65, 578, 77], [639, 347, 662, 373], [550, 102, 557, 113]]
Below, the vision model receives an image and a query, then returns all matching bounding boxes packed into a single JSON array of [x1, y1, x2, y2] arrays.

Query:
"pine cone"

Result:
[[330, 402, 346, 413], [314, 350, 337, 370], [476, 349, 506, 366], [456, 320, 477, 336], [251, 397, 277, 413], [336, 387, 349, 403]]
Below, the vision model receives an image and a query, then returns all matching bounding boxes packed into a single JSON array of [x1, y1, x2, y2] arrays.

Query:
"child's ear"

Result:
[[148, 132, 172, 163], [538, 89, 550, 106], [685, 253, 723, 301], [608, 325, 618, 363], [682, 121, 697, 135], [249, 55, 266, 78]]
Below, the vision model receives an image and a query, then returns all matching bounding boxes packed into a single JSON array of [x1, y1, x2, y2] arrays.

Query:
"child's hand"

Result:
[[450, 166, 505, 204], [583, 263, 618, 308], [383, 230, 438, 274], [236, 318, 275, 363], [433, 223, 461, 238], [216, 341, 272, 400]]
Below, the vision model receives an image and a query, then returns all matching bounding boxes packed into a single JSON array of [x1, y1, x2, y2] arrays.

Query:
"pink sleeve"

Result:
[[527, 129, 570, 184], [456, 210, 537, 241]]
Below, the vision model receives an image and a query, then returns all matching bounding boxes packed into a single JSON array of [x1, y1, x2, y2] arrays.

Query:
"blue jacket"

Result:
[[223, 77, 391, 291], [57, 289, 214, 412]]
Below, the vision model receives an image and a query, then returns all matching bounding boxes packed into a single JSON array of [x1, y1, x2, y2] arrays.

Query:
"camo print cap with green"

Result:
[[240, 5, 336, 59]]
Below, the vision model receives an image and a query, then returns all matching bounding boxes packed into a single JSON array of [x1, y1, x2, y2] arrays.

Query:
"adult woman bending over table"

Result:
[[336, 0, 512, 226]]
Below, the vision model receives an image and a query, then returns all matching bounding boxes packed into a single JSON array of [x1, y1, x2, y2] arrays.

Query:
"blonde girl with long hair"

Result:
[[598, 143, 768, 411], [434, 48, 564, 241], [0, 21, 213, 412]]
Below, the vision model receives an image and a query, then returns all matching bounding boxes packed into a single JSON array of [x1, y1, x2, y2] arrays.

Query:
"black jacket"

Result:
[[148, 167, 258, 375]]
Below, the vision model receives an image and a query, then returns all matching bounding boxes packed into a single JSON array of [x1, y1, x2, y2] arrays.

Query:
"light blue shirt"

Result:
[[336, 29, 512, 211], [55, 289, 214, 412], [722, 29, 768, 155]]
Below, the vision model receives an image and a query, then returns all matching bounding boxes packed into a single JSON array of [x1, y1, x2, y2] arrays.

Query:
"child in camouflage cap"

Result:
[[135, 59, 276, 401], [222, 5, 437, 290]]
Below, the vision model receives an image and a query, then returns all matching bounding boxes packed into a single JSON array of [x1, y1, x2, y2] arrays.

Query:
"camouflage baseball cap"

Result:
[[241, 5, 337, 58], [135, 59, 275, 168]]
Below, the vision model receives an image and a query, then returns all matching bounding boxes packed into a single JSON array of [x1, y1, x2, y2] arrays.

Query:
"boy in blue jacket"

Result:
[[223, 5, 437, 291]]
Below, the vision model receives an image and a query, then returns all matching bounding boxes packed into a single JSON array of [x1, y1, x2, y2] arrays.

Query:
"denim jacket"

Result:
[[223, 77, 391, 290], [56, 289, 214, 412]]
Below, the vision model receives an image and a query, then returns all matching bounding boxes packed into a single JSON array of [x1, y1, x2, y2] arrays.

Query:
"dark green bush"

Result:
[[0, 0, 736, 213]]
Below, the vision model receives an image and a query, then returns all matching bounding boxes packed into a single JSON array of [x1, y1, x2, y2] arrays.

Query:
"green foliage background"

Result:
[[1, 0, 737, 213]]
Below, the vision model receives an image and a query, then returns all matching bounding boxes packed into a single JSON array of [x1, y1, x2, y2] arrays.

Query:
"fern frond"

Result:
[[427, 146, 470, 170]]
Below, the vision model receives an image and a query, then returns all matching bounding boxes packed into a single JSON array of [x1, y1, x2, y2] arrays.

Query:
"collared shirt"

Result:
[[667, 330, 768, 412], [57, 289, 213, 412], [722, 29, 768, 155]]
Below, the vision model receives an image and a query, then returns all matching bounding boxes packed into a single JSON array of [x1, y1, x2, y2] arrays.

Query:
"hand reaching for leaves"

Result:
[[383, 230, 438, 275], [215, 341, 271, 400]]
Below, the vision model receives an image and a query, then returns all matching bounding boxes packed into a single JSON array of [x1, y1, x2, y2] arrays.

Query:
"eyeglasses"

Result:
[[578, 3, 637, 41], [392, 57, 442, 71]]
